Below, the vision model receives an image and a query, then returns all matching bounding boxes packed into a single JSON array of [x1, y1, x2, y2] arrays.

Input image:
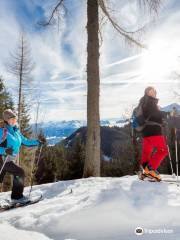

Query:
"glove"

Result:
[[38, 136, 46, 146], [5, 148, 13, 156]]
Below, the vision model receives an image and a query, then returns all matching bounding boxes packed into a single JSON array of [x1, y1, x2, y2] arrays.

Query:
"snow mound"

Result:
[[0, 222, 52, 240], [0, 175, 180, 240]]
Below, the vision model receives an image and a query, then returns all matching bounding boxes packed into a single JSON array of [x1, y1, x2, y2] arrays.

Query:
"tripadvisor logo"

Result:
[[135, 227, 144, 235]]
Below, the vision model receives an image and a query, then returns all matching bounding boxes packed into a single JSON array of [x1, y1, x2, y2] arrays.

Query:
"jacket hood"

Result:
[[140, 95, 159, 105]]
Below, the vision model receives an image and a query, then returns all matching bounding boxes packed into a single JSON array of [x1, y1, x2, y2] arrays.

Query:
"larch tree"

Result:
[[6, 34, 34, 131], [38, 0, 162, 177], [7, 34, 35, 166]]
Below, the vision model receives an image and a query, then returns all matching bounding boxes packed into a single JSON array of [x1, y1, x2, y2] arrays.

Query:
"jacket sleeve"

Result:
[[19, 132, 40, 147], [0, 128, 6, 155], [0, 147, 5, 155]]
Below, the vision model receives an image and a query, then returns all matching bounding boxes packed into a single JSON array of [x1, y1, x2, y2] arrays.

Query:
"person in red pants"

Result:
[[139, 86, 168, 181]]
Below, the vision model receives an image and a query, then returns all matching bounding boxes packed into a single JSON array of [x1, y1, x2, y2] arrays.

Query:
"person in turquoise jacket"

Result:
[[0, 109, 45, 203]]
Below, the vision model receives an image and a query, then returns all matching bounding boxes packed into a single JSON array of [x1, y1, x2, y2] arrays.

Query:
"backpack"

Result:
[[0, 119, 7, 147], [131, 102, 163, 132], [131, 103, 147, 132]]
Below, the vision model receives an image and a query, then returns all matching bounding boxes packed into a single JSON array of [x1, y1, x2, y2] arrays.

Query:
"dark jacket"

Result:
[[140, 95, 163, 137]]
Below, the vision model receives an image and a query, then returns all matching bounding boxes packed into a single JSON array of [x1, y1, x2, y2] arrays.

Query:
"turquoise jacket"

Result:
[[0, 125, 40, 156]]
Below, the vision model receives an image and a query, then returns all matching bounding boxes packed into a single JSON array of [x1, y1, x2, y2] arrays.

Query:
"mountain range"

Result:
[[32, 103, 180, 145], [32, 119, 129, 145]]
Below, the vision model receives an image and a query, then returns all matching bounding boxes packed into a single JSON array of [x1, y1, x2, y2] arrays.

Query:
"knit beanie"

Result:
[[3, 109, 17, 122]]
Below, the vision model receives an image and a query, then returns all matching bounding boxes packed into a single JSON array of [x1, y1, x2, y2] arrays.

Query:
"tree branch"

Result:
[[138, 0, 162, 14], [38, 0, 65, 26], [98, 0, 162, 49], [98, 0, 146, 48]]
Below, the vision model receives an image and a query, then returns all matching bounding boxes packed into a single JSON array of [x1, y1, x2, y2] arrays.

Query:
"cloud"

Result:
[[0, 0, 179, 122]]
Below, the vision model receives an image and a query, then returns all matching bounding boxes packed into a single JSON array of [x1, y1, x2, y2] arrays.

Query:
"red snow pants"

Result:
[[140, 135, 168, 170]]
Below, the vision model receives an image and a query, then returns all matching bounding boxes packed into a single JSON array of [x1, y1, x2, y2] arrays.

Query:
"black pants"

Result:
[[0, 160, 25, 199]]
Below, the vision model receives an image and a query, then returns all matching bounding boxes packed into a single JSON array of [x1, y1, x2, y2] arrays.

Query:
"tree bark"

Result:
[[18, 36, 24, 132], [83, 0, 100, 177]]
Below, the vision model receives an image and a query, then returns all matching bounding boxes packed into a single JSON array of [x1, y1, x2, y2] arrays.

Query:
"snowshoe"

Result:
[[144, 165, 161, 182], [0, 194, 42, 212]]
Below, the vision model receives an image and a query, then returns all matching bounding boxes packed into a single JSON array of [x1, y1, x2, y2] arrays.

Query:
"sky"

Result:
[[0, 0, 180, 122]]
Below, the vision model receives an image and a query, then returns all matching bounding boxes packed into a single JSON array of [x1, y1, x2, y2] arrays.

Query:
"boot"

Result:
[[144, 165, 161, 182]]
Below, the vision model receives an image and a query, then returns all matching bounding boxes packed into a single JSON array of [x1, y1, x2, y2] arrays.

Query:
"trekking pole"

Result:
[[165, 134, 174, 176], [175, 128, 179, 182], [164, 122, 175, 178], [0, 155, 8, 176], [29, 145, 43, 198], [167, 144, 175, 178], [0, 155, 8, 192]]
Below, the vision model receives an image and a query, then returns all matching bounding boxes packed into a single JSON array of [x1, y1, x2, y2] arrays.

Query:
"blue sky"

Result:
[[0, 0, 180, 122]]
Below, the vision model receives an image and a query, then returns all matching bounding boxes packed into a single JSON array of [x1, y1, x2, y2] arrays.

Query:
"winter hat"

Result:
[[3, 109, 17, 121], [144, 86, 155, 95]]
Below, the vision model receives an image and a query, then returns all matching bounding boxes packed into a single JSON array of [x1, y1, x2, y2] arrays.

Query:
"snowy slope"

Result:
[[0, 223, 52, 240], [1, 175, 180, 240]]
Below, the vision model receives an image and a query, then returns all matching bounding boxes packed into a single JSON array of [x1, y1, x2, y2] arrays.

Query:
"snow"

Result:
[[32, 119, 128, 145], [1, 175, 180, 240], [0, 222, 52, 240], [35, 119, 128, 129], [103, 154, 112, 161], [161, 103, 180, 113]]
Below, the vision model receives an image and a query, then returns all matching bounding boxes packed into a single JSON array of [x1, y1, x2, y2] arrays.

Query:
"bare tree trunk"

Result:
[[18, 36, 24, 131], [7, 34, 35, 166], [83, 0, 100, 177], [18, 72, 22, 130], [17, 36, 24, 166]]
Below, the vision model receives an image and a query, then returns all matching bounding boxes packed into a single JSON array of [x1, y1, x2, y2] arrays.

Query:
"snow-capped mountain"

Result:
[[40, 120, 86, 129], [0, 175, 180, 240], [161, 103, 180, 112], [31, 120, 86, 145], [32, 119, 129, 145]]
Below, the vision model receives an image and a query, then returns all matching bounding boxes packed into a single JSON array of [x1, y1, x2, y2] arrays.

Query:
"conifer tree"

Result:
[[19, 95, 35, 186], [0, 76, 14, 116]]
